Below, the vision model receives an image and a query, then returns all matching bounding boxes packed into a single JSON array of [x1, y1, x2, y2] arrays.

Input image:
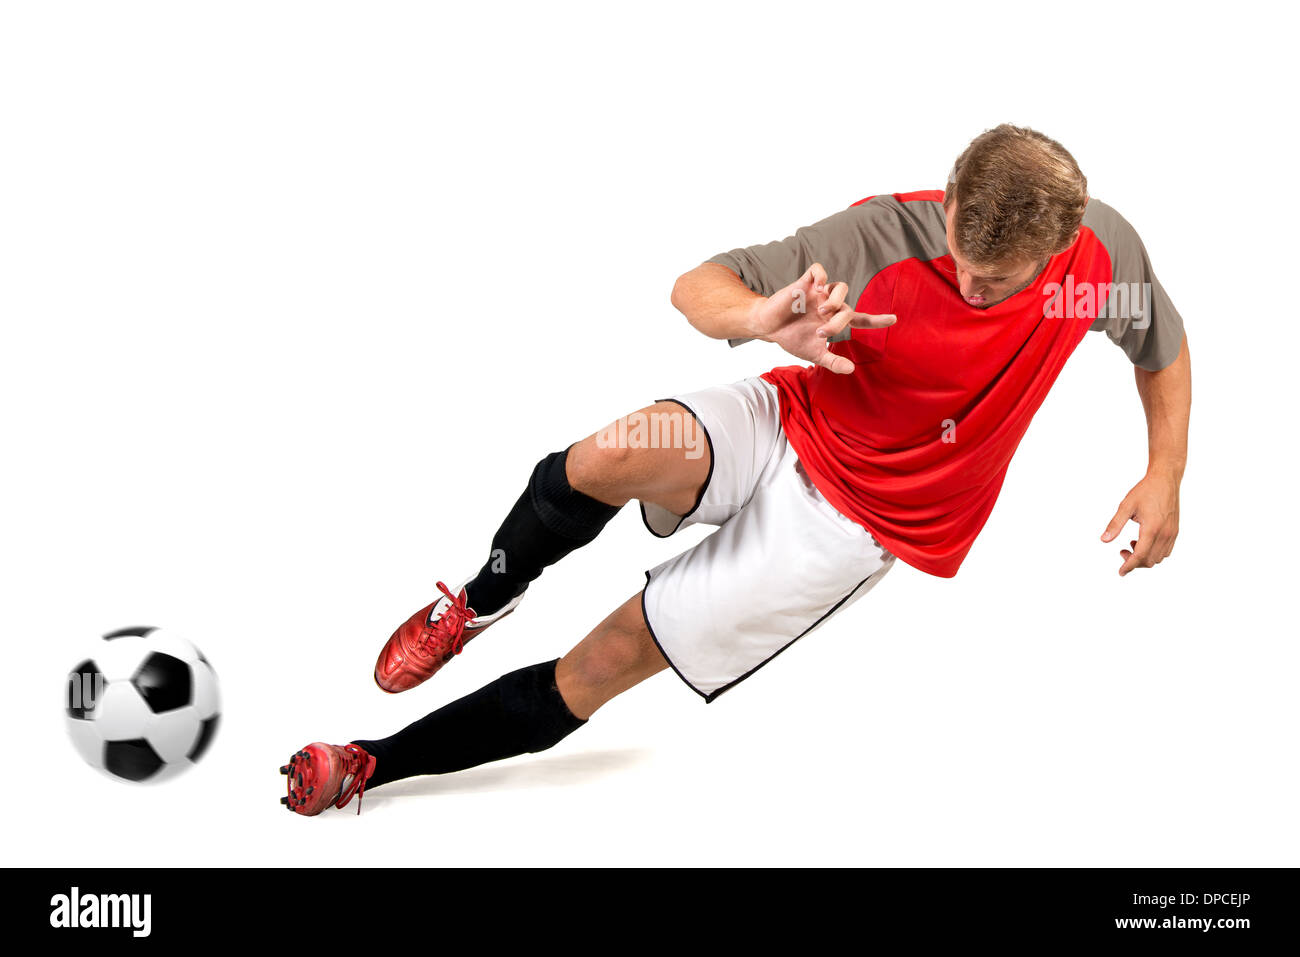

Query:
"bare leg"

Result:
[[566, 401, 711, 515], [555, 591, 668, 720]]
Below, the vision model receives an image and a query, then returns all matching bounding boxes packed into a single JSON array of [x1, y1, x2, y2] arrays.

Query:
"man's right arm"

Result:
[[669, 198, 925, 352], [670, 262, 769, 343], [671, 258, 896, 376]]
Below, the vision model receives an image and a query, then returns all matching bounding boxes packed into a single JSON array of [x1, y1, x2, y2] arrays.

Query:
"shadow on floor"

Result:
[[356, 748, 653, 806]]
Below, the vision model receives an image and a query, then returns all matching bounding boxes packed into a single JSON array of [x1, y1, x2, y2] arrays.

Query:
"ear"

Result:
[[1056, 221, 1082, 254], [1057, 195, 1088, 252]]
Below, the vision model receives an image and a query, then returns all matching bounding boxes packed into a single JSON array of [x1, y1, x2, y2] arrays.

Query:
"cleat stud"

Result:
[[280, 766, 289, 775], [280, 796, 288, 805], [306, 786, 314, 795], [297, 773, 303, 786]]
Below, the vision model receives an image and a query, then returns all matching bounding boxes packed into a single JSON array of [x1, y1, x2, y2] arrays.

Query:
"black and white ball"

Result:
[[65, 626, 221, 782]]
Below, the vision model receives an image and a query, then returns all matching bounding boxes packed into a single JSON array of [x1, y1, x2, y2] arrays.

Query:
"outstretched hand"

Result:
[[1101, 473, 1181, 575], [750, 262, 895, 375]]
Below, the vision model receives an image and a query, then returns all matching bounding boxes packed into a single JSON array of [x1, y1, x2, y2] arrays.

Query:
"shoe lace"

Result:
[[334, 744, 375, 816], [418, 581, 477, 659]]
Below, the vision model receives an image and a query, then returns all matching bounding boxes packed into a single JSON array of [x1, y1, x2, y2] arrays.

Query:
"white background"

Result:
[[2, 1, 1296, 867]]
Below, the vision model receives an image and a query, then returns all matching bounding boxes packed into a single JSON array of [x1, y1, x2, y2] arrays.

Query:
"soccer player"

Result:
[[279, 124, 1190, 816]]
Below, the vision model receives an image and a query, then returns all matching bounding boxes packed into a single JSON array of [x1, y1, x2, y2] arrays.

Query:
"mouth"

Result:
[[965, 295, 987, 307]]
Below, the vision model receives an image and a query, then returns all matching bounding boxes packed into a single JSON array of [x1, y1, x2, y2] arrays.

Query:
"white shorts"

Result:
[[639, 376, 896, 702]]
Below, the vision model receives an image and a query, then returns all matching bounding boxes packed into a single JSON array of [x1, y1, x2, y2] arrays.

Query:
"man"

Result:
[[279, 124, 1190, 816]]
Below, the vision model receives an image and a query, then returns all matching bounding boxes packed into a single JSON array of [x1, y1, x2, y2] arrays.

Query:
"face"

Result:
[[944, 201, 1047, 309]]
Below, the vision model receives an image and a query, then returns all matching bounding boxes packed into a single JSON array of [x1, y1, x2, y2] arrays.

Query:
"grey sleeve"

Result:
[[706, 197, 948, 348], [1083, 200, 1186, 371], [712, 205, 883, 299], [707, 228, 821, 300]]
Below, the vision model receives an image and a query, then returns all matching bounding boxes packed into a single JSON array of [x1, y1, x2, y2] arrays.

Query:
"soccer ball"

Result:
[[65, 626, 221, 782]]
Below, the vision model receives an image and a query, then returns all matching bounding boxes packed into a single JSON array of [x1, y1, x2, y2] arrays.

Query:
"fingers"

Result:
[[816, 306, 897, 338], [797, 264, 895, 358], [1118, 532, 1157, 575], [1118, 529, 1176, 576], [817, 281, 849, 315], [804, 262, 829, 289], [1101, 505, 1131, 544], [813, 284, 850, 334], [848, 311, 897, 330], [815, 347, 855, 375], [1118, 540, 1147, 576]]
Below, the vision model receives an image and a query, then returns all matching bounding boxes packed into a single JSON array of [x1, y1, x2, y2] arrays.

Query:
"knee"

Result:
[[557, 596, 666, 718], [570, 622, 657, 691], [565, 434, 636, 503]]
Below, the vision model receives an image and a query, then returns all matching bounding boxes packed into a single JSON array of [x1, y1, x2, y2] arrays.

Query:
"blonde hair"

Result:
[[943, 125, 1088, 268]]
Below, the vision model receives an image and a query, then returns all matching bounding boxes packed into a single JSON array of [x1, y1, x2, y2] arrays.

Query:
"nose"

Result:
[[958, 270, 985, 300]]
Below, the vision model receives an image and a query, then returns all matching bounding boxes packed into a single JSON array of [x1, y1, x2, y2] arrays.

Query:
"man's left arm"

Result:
[[1102, 333, 1191, 575], [1084, 199, 1190, 575]]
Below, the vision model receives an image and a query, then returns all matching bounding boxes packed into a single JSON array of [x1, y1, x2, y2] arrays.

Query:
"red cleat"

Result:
[[279, 742, 376, 817], [373, 579, 523, 694]]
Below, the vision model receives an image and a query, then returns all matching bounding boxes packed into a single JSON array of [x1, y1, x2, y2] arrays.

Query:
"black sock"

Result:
[[351, 658, 586, 790], [464, 445, 622, 617]]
